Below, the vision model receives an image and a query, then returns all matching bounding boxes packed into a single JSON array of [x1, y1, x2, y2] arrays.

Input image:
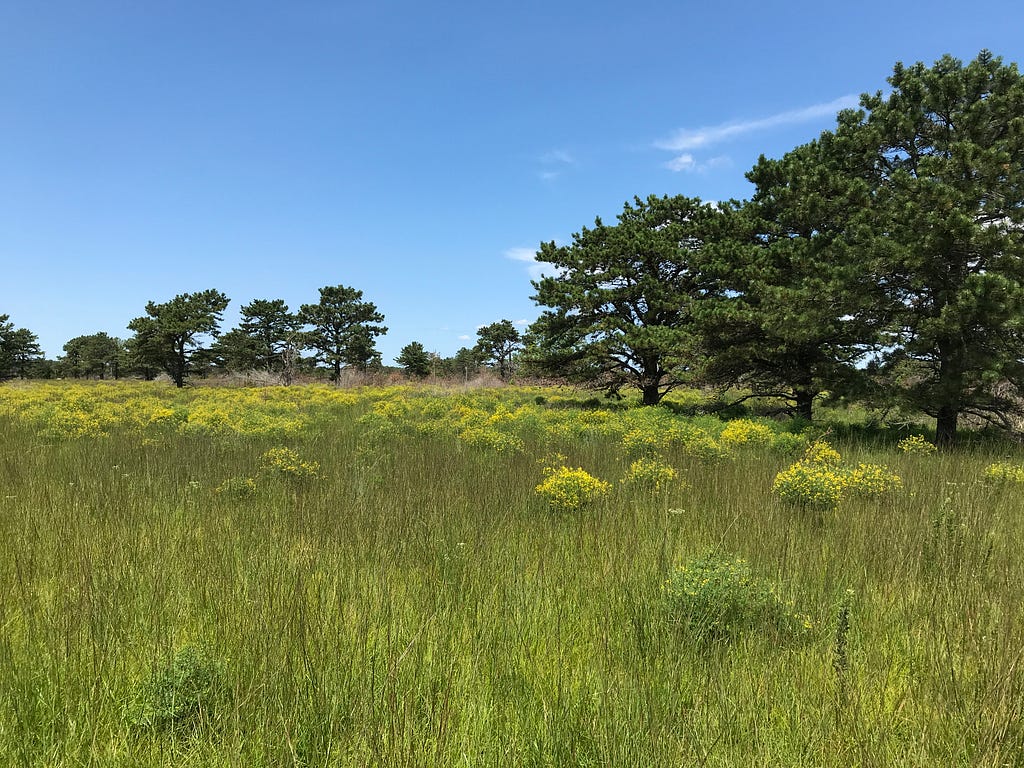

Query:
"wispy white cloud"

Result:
[[513, 318, 529, 327], [537, 148, 575, 182], [665, 153, 734, 174], [702, 155, 732, 170], [665, 153, 696, 172], [504, 245, 561, 281], [504, 247, 538, 263], [656, 94, 859, 152], [458, 334, 471, 340], [541, 149, 574, 165]]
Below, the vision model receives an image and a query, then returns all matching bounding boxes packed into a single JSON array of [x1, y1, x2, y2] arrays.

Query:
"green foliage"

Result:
[[662, 554, 812, 642], [298, 285, 387, 379], [457, 425, 524, 453], [0, 314, 43, 380], [58, 332, 123, 379], [127, 290, 230, 387], [770, 431, 809, 456], [697, 144, 878, 421], [395, 340, 434, 378], [718, 418, 774, 449], [833, 589, 855, 677], [528, 194, 722, 405], [214, 298, 301, 378], [1, 382, 1023, 764], [213, 475, 258, 498], [802, 439, 843, 467], [844, 462, 904, 496], [129, 645, 231, 733], [773, 442, 903, 508], [474, 320, 521, 379], [772, 459, 847, 511], [620, 456, 680, 494], [842, 50, 1024, 444], [259, 446, 321, 480]]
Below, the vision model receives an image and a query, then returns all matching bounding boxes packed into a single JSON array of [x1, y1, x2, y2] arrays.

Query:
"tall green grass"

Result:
[[0, 385, 1021, 765]]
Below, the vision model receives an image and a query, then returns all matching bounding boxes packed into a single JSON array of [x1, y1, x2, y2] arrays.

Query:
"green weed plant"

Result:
[[662, 553, 813, 643]]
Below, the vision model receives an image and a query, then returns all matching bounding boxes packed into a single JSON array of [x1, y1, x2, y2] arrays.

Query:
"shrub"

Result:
[[983, 462, 1024, 483], [677, 427, 731, 462], [260, 447, 321, 480], [719, 419, 774, 449], [845, 463, 903, 496], [662, 554, 812, 642], [770, 432, 809, 456], [214, 476, 258, 498], [772, 460, 847, 511], [129, 644, 231, 733], [897, 434, 937, 454], [535, 466, 611, 512], [457, 426, 524, 454], [802, 440, 842, 466], [621, 456, 680, 494], [621, 427, 665, 456]]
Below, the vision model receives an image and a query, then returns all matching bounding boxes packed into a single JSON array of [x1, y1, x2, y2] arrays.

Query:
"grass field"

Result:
[[0, 381, 1022, 766]]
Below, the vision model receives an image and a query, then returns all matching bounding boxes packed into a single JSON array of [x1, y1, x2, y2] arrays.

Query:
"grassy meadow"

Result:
[[0, 381, 1022, 766]]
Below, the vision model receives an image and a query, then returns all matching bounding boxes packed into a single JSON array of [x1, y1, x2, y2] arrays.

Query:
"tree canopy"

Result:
[[528, 194, 721, 404], [298, 286, 387, 381], [214, 299, 301, 378], [0, 315, 42, 381], [396, 341, 433, 378], [127, 290, 230, 387], [835, 50, 1024, 444], [696, 137, 882, 420], [474, 321, 521, 380], [59, 332, 124, 379]]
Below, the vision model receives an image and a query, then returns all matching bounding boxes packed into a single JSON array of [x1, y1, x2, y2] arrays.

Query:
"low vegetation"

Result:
[[0, 380, 1021, 765]]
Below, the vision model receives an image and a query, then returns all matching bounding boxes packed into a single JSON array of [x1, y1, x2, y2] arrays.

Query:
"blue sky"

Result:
[[2, 1, 1022, 364]]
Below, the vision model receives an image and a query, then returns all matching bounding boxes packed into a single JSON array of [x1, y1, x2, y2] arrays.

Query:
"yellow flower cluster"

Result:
[[0, 383, 803, 477], [845, 463, 904, 496], [457, 426, 524, 453], [773, 441, 903, 510], [621, 427, 665, 455], [772, 460, 847, 511], [897, 434, 937, 454], [620, 456, 680, 493], [676, 426, 732, 462], [983, 462, 1024, 483], [0, 382, 363, 439], [535, 466, 611, 512], [259, 447, 321, 480], [719, 419, 774, 449], [802, 440, 842, 466]]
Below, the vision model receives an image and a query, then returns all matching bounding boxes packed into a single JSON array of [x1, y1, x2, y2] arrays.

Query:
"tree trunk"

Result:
[[935, 340, 963, 448], [641, 383, 661, 406], [935, 404, 959, 448], [793, 388, 815, 421]]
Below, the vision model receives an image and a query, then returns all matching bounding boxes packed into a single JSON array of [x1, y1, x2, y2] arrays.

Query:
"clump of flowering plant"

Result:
[[535, 466, 611, 512], [897, 434, 937, 454]]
